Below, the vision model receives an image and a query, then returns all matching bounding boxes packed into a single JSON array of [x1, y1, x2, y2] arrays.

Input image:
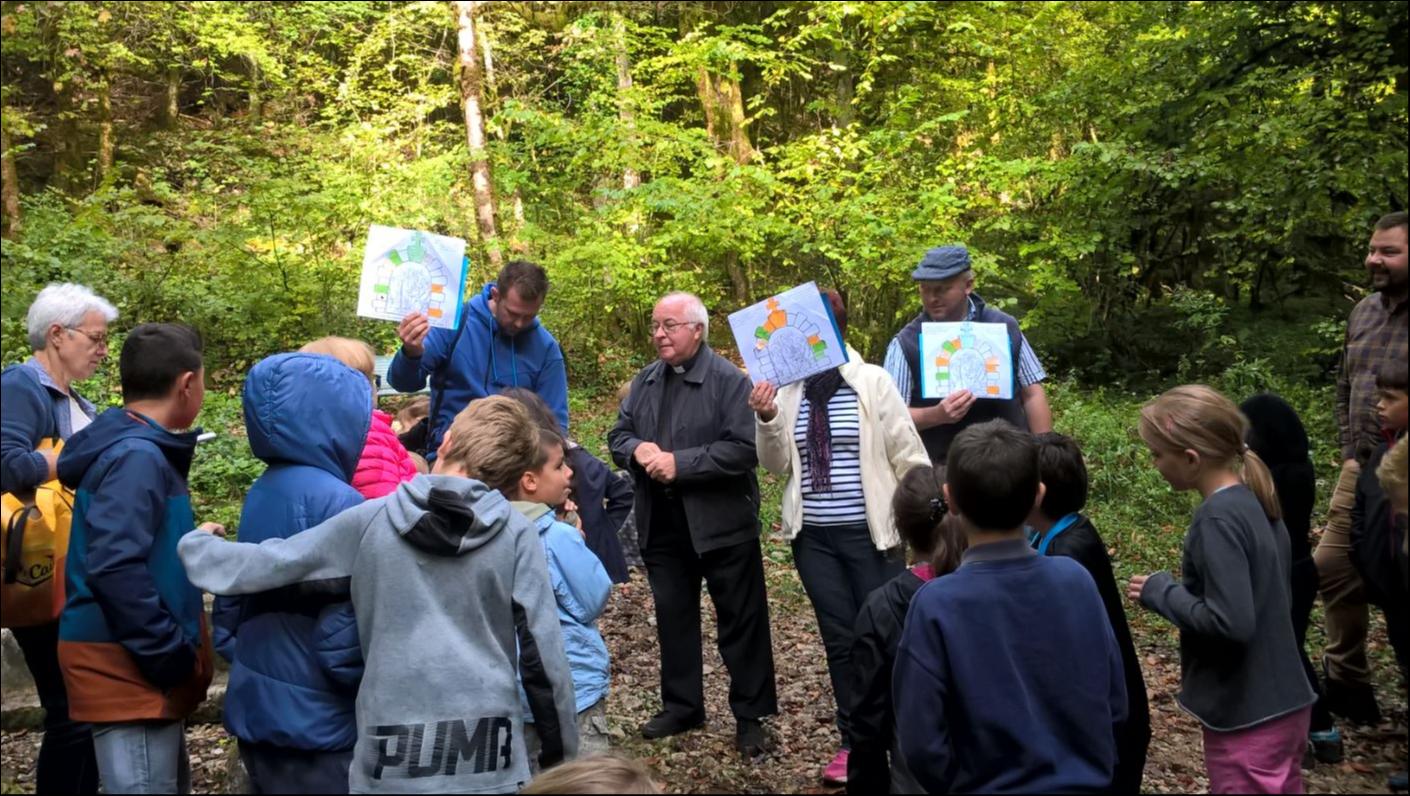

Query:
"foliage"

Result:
[[1, 1, 1404, 389]]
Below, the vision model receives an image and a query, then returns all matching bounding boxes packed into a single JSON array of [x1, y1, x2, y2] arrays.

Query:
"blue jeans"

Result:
[[792, 521, 904, 744], [91, 721, 189, 794]]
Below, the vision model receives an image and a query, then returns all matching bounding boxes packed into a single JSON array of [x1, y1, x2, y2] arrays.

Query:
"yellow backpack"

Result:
[[1, 439, 74, 628]]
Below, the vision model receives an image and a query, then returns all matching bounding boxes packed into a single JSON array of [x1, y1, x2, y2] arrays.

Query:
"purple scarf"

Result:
[[803, 368, 844, 492]]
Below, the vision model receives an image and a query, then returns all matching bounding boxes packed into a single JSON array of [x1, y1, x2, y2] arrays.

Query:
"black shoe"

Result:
[[641, 710, 705, 740], [736, 717, 768, 757], [1323, 676, 1382, 726]]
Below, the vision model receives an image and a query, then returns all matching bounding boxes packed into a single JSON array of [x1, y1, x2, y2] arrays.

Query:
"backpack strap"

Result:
[[4, 505, 38, 585], [428, 301, 469, 444]]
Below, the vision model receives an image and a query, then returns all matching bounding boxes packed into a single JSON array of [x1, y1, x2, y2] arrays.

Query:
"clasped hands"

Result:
[[633, 442, 677, 483]]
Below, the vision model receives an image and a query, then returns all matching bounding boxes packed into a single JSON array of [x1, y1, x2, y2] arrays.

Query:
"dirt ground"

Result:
[[2, 559, 1405, 794]]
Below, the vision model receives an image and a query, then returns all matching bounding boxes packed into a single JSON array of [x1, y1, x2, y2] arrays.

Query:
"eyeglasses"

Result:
[[66, 327, 109, 347], [648, 319, 700, 335]]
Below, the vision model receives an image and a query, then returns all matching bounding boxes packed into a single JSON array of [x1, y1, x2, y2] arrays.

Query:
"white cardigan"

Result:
[[755, 345, 930, 550]]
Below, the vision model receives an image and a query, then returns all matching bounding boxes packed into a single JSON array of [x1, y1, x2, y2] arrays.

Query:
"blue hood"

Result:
[[242, 353, 371, 481], [58, 408, 199, 488]]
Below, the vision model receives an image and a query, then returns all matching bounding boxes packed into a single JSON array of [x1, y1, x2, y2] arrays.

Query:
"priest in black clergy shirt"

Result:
[[608, 290, 777, 759]]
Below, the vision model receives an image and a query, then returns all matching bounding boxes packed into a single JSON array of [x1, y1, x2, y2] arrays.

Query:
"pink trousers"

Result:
[[1202, 706, 1311, 794]]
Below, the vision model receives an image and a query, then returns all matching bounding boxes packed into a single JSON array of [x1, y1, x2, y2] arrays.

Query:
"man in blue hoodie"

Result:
[[212, 352, 371, 793], [389, 260, 569, 459]]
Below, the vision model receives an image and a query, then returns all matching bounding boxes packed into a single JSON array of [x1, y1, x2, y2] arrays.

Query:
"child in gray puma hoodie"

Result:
[[178, 470, 579, 794]]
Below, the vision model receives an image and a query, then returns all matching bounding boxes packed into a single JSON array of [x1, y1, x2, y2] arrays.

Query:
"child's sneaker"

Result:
[[822, 748, 849, 785], [1309, 727, 1343, 764]]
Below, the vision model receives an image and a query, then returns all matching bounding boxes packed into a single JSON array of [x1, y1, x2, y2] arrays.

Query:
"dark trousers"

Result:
[[792, 522, 904, 745], [238, 740, 353, 794], [642, 497, 777, 721], [11, 621, 99, 794], [1290, 557, 1334, 733]]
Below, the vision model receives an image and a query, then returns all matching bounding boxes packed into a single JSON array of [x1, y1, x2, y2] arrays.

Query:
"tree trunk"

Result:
[[695, 67, 755, 165], [1, 119, 20, 240], [164, 65, 181, 128], [96, 69, 114, 184], [695, 65, 754, 303], [833, 43, 854, 128], [456, 0, 502, 270], [613, 13, 639, 191], [50, 81, 81, 194], [480, 7, 497, 108], [245, 54, 262, 125]]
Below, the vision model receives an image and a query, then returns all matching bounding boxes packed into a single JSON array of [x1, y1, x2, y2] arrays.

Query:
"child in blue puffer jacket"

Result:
[[212, 352, 371, 793], [505, 424, 613, 771]]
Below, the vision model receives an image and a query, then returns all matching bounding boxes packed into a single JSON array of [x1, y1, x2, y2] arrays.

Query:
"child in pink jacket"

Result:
[[300, 337, 418, 499]]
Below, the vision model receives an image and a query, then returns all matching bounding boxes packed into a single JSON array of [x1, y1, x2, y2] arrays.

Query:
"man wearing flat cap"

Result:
[[883, 244, 1053, 462]]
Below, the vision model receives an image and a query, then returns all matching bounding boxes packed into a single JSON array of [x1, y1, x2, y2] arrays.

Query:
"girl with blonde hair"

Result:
[[1127, 385, 1315, 794], [300, 336, 420, 497]]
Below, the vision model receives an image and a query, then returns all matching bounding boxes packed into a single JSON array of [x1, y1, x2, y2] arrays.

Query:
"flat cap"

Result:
[[910, 245, 972, 281]]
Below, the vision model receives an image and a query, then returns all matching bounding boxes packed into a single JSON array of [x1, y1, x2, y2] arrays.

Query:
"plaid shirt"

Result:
[[1338, 291, 1408, 461]]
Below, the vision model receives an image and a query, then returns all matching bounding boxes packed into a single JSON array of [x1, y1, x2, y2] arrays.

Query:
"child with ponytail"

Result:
[[846, 464, 965, 794], [1128, 385, 1316, 794]]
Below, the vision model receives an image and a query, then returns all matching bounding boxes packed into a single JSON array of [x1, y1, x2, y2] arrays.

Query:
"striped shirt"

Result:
[[882, 297, 1047, 404], [794, 385, 868, 527]]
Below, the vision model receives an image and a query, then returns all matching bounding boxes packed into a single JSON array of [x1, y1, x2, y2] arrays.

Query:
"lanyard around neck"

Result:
[[1036, 513, 1081, 556]]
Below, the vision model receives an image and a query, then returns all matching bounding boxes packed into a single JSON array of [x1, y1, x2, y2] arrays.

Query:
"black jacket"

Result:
[[608, 345, 760, 554], [1042, 515, 1151, 794], [1241, 393, 1317, 562], [566, 445, 633, 583], [1351, 433, 1407, 613], [847, 569, 926, 795]]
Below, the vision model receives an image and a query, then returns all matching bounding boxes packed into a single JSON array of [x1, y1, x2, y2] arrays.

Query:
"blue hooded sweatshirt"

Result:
[[386, 283, 569, 457], [513, 503, 612, 717], [56, 408, 214, 723], [212, 352, 371, 751]]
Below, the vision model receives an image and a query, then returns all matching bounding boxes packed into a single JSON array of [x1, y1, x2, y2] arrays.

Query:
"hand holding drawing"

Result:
[[397, 311, 431, 357], [748, 382, 779, 422], [927, 389, 976, 425]]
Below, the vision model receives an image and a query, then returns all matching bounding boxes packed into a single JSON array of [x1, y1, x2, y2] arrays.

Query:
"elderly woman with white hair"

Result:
[[1, 282, 115, 794], [2, 282, 118, 492]]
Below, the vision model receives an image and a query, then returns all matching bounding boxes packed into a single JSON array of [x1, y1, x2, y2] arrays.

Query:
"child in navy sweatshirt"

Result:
[[893, 421, 1126, 794]]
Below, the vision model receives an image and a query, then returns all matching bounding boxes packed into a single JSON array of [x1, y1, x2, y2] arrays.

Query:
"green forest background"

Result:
[[1, 0, 1407, 568]]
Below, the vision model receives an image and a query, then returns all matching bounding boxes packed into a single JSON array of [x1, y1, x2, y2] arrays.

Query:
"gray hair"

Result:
[[26, 283, 119, 350], [658, 291, 709, 338]]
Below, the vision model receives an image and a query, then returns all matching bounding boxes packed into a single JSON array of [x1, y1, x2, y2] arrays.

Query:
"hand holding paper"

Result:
[[397, 311, 431, 357], [748, 381, 779, 422]]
